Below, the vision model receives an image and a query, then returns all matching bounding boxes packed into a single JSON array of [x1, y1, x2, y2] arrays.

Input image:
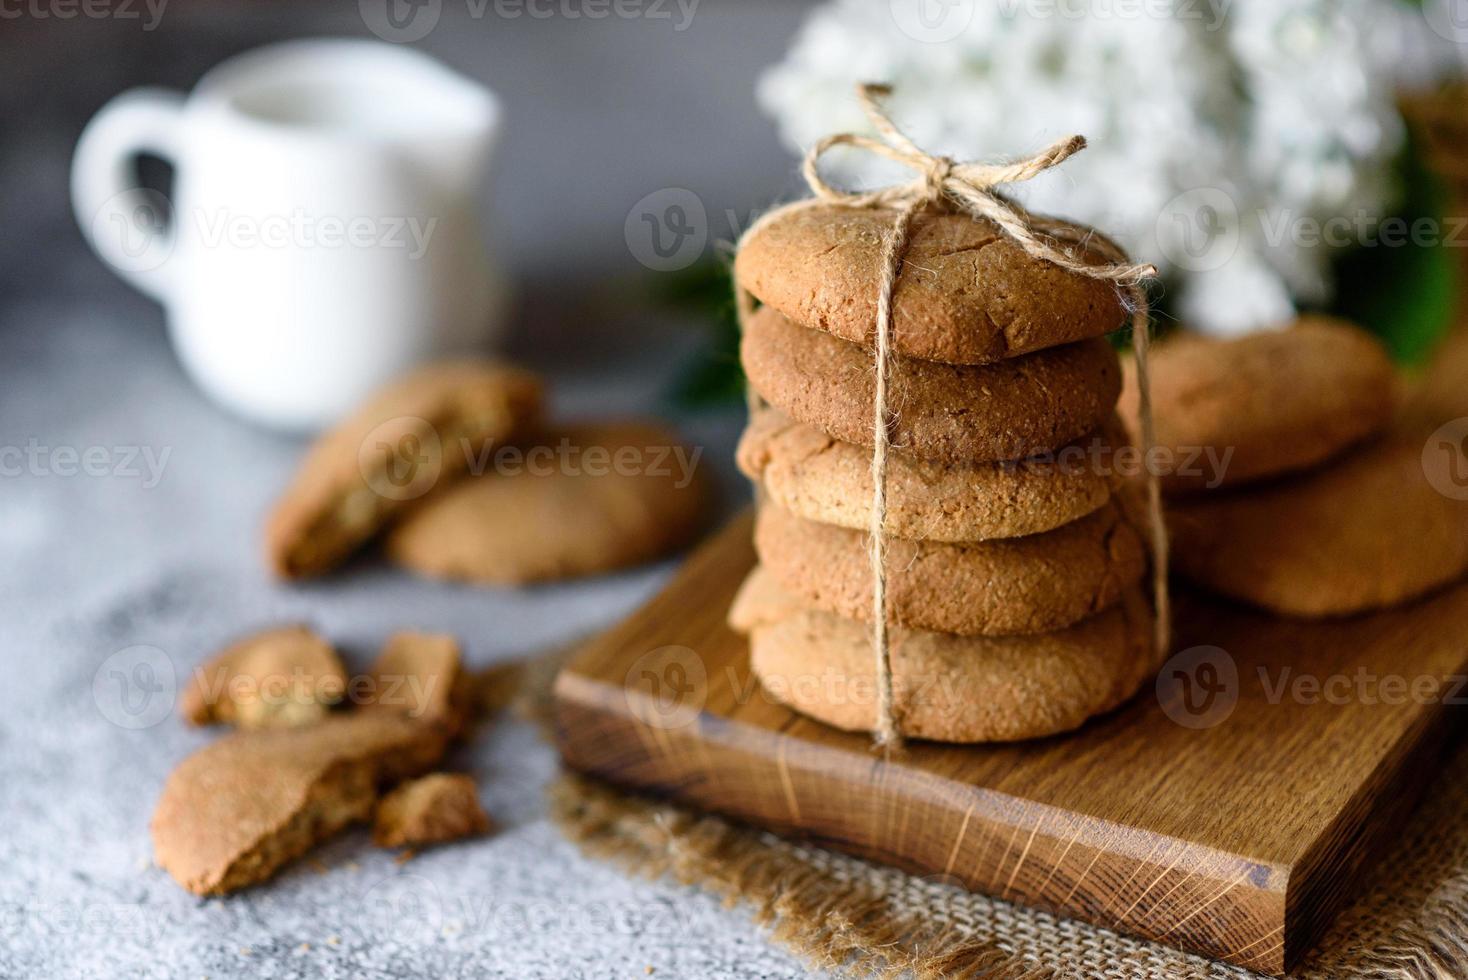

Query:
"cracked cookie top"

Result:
[[734, 203, 1129, 366]]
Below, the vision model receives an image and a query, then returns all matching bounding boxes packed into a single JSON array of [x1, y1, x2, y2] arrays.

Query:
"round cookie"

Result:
[[386, 421, 710, 585], [741, 305, 1121, 464], [754, 498, 1147, 636], [729, 566, 1155, 743], [1117, 317, 1396, 494], [737, 406, 1122, 542], [1169, 433, 1468, 617], [734, 203, 1128, 365]]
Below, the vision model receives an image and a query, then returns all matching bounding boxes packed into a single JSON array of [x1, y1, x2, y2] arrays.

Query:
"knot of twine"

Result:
[[741, 83, 1170, 751]]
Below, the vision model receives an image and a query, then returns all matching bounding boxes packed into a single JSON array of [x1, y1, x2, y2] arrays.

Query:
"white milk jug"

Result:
[[72, 39, 508, 431]]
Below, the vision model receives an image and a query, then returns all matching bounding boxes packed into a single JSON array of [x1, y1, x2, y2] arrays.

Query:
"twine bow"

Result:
[[739, 83, 1170, 750]]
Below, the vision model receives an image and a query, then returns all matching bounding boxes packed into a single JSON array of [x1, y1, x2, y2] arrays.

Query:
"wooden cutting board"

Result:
[[553, 511, 1468, 975]]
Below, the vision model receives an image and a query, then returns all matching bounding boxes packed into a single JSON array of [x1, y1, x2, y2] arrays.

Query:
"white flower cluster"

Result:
[[758, 0, 1457, 335]]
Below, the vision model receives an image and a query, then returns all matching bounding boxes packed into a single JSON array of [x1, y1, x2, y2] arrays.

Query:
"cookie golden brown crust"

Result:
[[753, 499, 1147, 636], [1169, 434, 1468, 617], [151, 714, 449, 896], [264, 360, 543, 579], [1117, 318, 1397, 494], [180, 625, 345, 729], [741, 306, 1121, 464], [737, 405, 1121, 542], [385, 420, 711, 585], [372, 773, 493, 848], [729, 567, 1154, 743], [734, 204, 1128, 365]]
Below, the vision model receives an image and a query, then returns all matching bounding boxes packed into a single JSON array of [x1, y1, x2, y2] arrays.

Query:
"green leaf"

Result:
[[1325, 130, 1460, 366], [659, 261, 747, 411]]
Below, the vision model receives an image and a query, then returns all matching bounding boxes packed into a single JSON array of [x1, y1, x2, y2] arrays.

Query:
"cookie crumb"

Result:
[[180, 625, 345, 729], [361, 632, 471, 736], [374, 773, 493, 849]]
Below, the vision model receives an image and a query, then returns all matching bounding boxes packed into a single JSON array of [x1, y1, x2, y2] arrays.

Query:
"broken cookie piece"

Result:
[[264, 360, 543, 579], [151, 713, 449, 896], [373, 773, 493, 849], [359, 631, 473, 735], [180, 625, 346, 729]]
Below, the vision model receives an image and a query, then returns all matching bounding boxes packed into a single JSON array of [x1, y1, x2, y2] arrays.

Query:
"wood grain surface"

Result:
[[554, 511, 1468, 975]]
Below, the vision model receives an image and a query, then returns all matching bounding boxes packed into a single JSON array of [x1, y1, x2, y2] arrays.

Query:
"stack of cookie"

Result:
[[727, 203, 1156, 743], [1124, 318, 1468, 618]]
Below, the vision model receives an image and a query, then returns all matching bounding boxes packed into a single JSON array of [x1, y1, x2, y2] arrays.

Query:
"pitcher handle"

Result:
[[71, 88, 186, 303]]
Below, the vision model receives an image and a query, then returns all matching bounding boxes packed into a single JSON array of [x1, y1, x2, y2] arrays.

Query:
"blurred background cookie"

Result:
[[1403, 327, 1468, 431], [265, 361, 543, 578], [1169, 434, 1468, 617], [387, 421, 711, 586], [1118, 317, 1397, 494]]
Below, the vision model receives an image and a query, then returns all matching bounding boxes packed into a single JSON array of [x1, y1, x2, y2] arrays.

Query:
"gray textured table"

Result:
[[1, 3, 834, 976]]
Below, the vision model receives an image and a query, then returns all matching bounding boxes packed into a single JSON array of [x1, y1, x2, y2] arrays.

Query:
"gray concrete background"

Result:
[[0, 2, 839, 976]]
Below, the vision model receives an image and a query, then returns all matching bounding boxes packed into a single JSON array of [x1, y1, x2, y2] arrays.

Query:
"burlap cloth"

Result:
[[521, 652, 1468, 979]]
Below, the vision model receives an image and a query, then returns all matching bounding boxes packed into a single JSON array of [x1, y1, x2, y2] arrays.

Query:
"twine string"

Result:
[[1125, 286, 1171, 657], [866, 196, 924, 749], [737, 83, 1169, 749]]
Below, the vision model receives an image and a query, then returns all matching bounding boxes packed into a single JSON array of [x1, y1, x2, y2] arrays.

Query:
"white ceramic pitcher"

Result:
[[72, 39, 508, 431]]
